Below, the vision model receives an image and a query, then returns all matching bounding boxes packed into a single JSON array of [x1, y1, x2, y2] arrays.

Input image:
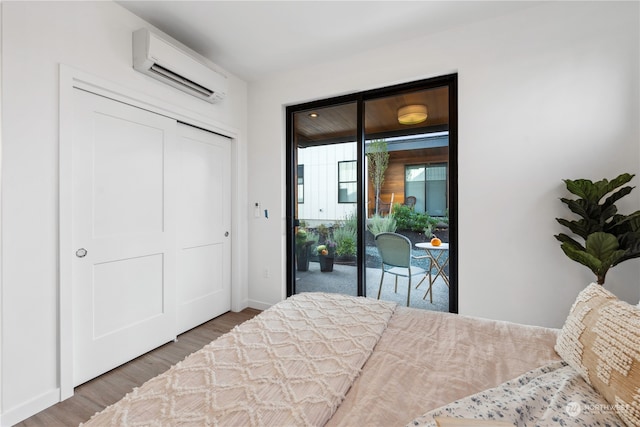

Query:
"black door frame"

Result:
[[285, 74, 458, 313]]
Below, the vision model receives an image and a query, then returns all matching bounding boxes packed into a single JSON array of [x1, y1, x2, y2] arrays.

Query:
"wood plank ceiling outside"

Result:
[[295, 86, 448, 147]]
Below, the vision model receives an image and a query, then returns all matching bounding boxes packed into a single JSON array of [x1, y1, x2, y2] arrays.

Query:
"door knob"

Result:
[[76, 248, 87, 258], [224, 231, 229, 237]]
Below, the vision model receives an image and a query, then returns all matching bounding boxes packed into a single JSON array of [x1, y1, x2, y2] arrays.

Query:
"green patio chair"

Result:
[[374, 232, 427, 307]]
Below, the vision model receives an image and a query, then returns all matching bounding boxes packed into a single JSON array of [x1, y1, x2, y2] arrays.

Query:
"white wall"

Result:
[[246, 2, 640, 324], [0, 2, 248, 424]]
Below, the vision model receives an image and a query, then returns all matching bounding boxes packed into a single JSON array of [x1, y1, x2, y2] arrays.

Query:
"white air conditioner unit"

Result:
[[133, 28, 227, 103]]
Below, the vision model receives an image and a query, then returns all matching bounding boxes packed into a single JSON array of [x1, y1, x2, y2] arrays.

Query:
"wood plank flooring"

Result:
[[16, 308, 261, 427]]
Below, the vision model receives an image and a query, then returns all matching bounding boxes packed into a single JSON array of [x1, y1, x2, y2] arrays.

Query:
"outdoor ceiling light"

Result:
[[397, 104, 427, 125]]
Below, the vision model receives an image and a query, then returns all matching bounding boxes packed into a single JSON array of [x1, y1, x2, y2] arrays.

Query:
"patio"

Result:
[[295, 261, 449, 312]]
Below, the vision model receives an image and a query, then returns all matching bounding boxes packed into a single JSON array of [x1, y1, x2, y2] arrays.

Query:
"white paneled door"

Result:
[[176, 123, 231, 334], [71, 89, 178, 386], [71, 89, 230, 386]]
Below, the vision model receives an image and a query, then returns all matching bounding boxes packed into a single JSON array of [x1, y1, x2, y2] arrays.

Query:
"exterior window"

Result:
[[405, 163, 447, 216], [338, 160, 357, 203], [297, 165, 304, 203]]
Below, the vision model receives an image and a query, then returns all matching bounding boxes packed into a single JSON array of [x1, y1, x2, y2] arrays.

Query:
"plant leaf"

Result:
[[615, 230, 640, 264], [561, 198, 598, 220], [564, 179, 596, 202], [599, 203, 618, 223], [585, 232, 619, 260], [560, 242, 601, 274], [605, 173, 635, 193], [555, 233, 585, 251], [556, 217, 593, 239], [583, 232, 626, 277], [603, 186, 634, 210], [564, 173, 635, 204]]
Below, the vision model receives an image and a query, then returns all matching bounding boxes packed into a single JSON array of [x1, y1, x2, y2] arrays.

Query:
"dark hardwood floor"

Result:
[[16, 308, 261, 427]]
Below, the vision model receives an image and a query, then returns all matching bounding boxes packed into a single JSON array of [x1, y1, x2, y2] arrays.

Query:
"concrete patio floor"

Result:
[[295, 262, 449, 312]]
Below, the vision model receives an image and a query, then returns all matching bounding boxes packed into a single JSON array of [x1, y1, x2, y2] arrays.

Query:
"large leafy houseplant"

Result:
[[555, 173, 640, 285]]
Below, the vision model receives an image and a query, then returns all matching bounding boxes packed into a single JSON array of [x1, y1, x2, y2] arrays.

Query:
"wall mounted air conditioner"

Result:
[[133, 28, 227, 103]]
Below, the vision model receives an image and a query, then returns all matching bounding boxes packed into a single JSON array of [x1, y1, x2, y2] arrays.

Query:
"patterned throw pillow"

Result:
[[555, 283, 640, 427]]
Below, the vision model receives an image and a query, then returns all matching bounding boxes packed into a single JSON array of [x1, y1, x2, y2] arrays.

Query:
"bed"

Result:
[[82, 284, 638, 426]]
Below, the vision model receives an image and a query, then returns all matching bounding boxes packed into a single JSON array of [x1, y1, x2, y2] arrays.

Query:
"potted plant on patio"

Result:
[[316, 240, 336, 272], [295, 229, 315, 272], [334, 227, 357, 265], [555, 173, 640, 285]]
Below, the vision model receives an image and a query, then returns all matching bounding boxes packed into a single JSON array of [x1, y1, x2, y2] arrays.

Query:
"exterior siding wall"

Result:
[[298, 144, 450, 222], [297, 142, 358, 225], [369, 146, 449, 215]]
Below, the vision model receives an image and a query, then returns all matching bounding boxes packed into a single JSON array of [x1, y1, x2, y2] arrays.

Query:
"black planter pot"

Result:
[[319, 256, 334, 272], [296, 243, 312, 271]]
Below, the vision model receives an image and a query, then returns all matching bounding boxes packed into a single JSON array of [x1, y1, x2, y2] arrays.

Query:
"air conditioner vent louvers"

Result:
[[132, 28, 227, 103], [149, 64, 214, 97]]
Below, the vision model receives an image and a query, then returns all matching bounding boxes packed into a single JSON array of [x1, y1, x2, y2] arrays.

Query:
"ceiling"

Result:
[[294, 86, 449, 146], [117, 1, 539, 142], [117, 1, 540, 82]]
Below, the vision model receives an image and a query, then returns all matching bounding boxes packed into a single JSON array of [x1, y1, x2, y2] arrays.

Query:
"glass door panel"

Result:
[[364, 87, 450, 311], [291, 102, 359, 296], [406, 165, 426, 212], [425, 164, 447, 216]]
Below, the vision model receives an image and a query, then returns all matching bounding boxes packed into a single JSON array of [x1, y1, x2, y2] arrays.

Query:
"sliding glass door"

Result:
[[286, 75, 458, 313], [289, 101, 362, 297]]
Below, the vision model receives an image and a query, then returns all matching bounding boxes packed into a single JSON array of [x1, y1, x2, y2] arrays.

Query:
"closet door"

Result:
[[176, 123, 231, 334], [71, 89, 178, 386]]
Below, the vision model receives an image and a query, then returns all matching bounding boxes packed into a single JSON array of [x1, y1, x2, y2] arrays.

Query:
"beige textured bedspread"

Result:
[[81, 293, 396, 427], [327, 306, 562, 427]]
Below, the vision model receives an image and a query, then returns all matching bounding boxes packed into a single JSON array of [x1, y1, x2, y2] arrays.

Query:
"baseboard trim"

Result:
[[0, 388, 60, 427], [247, 299, 274, 311]]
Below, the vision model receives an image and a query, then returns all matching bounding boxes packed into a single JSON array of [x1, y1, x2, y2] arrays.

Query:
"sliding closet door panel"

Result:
[[92, 115, 165, 236], [72, 89, 178, 386], [92, 254, 165, 338], [176, 123, 231, 334]]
